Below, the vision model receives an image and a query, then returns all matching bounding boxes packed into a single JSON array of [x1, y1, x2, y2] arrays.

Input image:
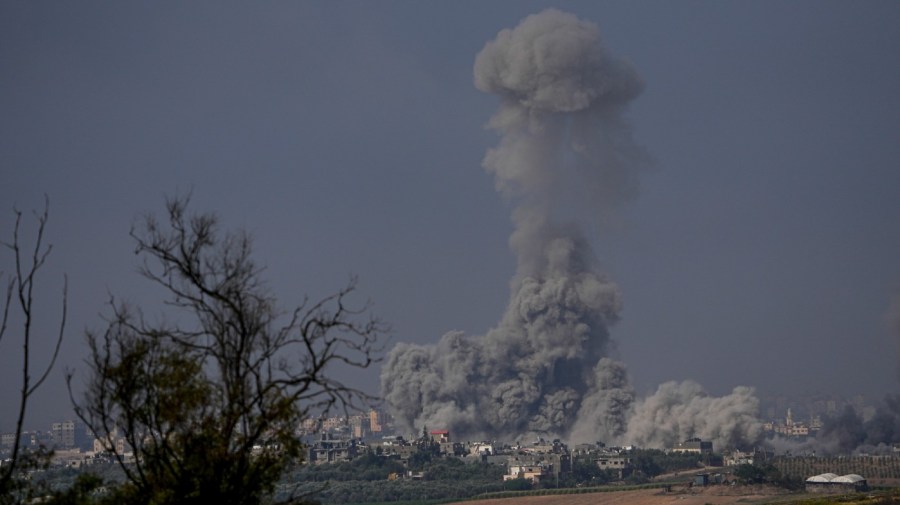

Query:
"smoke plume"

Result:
[[623, 381, 762, 451], [381, 9, 761, 449]]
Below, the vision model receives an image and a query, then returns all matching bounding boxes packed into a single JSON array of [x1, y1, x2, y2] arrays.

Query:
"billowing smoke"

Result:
[[623, 381, 762, 451], [381, 9, 760, 449]]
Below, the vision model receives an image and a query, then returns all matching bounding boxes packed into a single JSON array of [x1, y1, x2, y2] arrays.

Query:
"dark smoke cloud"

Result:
[[381, 9, 761, 448], [863, 396, 900, 448]]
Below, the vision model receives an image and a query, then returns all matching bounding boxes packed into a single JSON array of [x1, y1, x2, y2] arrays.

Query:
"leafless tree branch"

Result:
[[0, 196, 67, 500], [69, 194, 387, 503]]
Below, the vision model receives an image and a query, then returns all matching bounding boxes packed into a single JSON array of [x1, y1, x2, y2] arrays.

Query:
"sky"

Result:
[[2, 1, 900, 433]]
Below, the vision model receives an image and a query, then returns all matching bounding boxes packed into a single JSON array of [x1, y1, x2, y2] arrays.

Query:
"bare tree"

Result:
[[0, 197, 67, 502], [69, 195, 386, 504]]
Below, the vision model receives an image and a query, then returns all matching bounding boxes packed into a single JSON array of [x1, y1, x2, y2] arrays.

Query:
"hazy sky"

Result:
[[3, 1, 900, 432]]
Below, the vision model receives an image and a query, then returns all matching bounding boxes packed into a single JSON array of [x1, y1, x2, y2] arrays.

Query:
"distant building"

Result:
[[300, 417, 321, 434], [92, 429, 129, 455], [764, 408, 816, 439], [367, 435, 428, 463], [570, 443, 631, 480], [321, 416, 347, 432], [306, 433, 360, 465], [0, 432, 21, 451], [369, 410, 382, 432], [596, 452, 632, 479], [51, 421, 76, 448], [49, 420, 91, 450], [51, 448, 89, 468], [504, 459, 553, 484], [506, 444, 570, 484], [469, 441, 494, 456], [724, 448, 772, 466], [350, 414, 370, 438], [670, 438, 712, 455], [428, 430, 465, 457], [523, 438, 568, 455]]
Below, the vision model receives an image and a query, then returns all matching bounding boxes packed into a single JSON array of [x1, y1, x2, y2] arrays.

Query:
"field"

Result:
[[449, 485, 789, 505], [448, 485, 895, 505]]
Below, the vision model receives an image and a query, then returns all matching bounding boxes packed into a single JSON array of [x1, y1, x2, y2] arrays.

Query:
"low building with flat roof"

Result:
[[671, 438, 713, 455]]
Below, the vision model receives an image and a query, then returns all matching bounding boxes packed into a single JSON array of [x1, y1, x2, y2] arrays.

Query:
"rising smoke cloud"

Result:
[[381, 9, 761, 448]]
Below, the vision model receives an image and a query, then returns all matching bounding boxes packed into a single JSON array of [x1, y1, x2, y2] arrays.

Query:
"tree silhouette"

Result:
[[69, 195, 386, 504], [0, 197, 67, 504]]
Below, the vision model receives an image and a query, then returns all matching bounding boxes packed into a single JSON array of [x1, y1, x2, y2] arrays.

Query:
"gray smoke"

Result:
[[381, 9, 760, 448], [806, 295, 900, 454], [568, 358, 635, 444], [757, 296, 900, 456], [768, 398, 900, 456], [623, 381, 763, 451]]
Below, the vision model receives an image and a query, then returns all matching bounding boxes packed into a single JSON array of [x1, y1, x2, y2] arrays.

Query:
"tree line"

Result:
[[772, 455, 900, 481]]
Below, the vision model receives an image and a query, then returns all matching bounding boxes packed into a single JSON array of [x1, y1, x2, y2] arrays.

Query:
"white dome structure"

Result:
[[805, 473, 868, 493], [832, 474, 865, 484], [805, 473, 838, 482]]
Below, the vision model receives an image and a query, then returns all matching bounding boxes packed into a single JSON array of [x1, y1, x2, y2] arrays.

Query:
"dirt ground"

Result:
[[449, 485, 797, 505]]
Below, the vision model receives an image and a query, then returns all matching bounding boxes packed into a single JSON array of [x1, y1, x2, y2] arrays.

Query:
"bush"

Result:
[[503, 478, 532, 491]]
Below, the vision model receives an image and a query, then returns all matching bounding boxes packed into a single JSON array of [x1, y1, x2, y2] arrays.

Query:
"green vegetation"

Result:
[[274, 450, 708, 504], [8, 196, 385, 505], [24, 451, 900, 504], [467, 482, 669, 501], [295, 452, 406, 482], [628, 449, 708, 478], [773, 456, 900, 481], [563, 457, 613, 487], [282, 478, 505, 504], [280, 458, 506, 504], [732, 463, 803, 489]]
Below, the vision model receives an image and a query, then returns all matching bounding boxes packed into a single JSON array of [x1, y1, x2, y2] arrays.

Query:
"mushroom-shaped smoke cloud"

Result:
[[381, 9, 761, 449]]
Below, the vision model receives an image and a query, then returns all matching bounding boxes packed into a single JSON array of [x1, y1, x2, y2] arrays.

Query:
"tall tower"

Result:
[[369, 409, 381, 432]]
